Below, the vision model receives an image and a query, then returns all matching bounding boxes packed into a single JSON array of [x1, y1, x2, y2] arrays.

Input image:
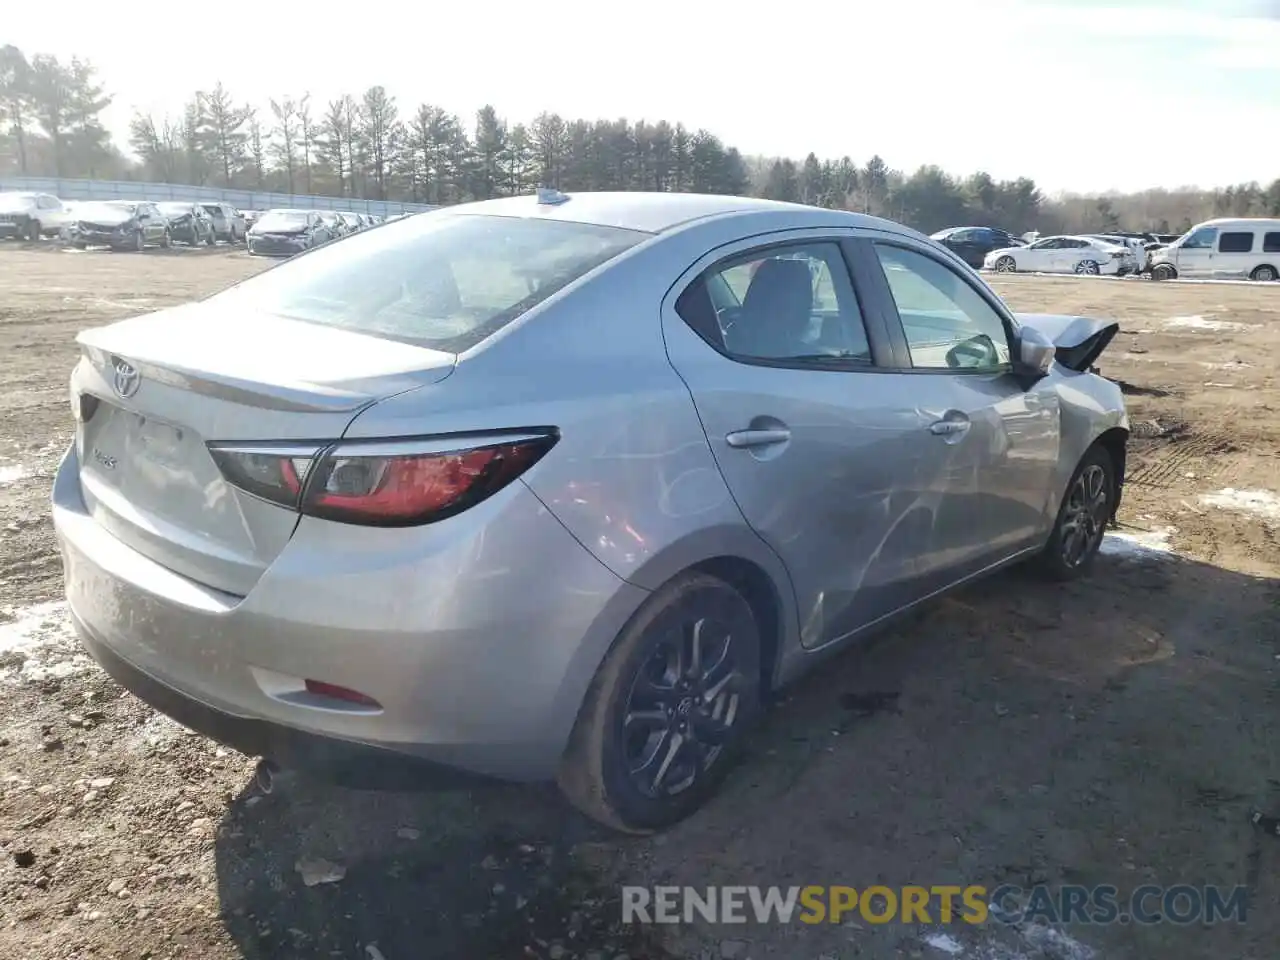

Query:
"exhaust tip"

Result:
[[254, 758, 280, 795]]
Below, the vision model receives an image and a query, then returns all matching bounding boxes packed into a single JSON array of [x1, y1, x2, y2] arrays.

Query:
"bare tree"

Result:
[[269, 96, 299, 194], [297, 94, 313, 195]]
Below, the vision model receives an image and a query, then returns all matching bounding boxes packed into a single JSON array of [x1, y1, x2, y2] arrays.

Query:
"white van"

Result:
[[1149, 218, 1280, 282]]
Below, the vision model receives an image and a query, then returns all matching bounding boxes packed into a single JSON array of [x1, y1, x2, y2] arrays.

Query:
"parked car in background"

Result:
[[313, 210, 343, 238], [200, 203, 246, 243], [929, 226, 1025, 269], [1149, 218, 1280, 282], [0, 191, 72, 240], [245, 208, 332, 257], [54, 191, 1129, 832], [243, 210, 263, 230], [337, 212, 365, 234], [1084, 234, 1147, 274], [986, 235, 1129, 275], [70, 201, 172, 251], [157, 202, 216, 246]]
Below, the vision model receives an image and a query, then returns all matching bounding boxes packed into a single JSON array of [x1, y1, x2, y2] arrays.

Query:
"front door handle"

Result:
[[929, 419, 970, 437], [726, 428, 792, 449]]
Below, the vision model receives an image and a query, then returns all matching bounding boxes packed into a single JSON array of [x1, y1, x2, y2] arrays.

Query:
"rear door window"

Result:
[[1264, 232, 1280, 253], [1218, 231, 1254, 253], [209, 214, 648, 352]]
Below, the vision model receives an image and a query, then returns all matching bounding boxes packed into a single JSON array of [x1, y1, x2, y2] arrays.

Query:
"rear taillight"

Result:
[[208, 431, 557, 527]]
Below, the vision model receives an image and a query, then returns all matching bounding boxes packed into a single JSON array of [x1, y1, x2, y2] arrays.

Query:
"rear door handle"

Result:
[[929, 419, 970, 436], [726, 428, 792, 449]]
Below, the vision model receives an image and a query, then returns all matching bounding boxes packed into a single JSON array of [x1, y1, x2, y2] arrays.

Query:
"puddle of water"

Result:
[[1200, 488, 1280, 523], [1100, 527, 1175, 560]]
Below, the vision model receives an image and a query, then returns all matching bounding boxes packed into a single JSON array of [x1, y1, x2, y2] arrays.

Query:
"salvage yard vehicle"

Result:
[[70, 201, 171, 251], [0, 190, 71, 240], [53, 191, 1128, 832], [156, 202, 216, 246], [200, 202, 247, 243], [1148, 218, 1280, 282], [245, 208, 332, 256], [929, 226, 1025, 269], [985, 234, 1130, 275]]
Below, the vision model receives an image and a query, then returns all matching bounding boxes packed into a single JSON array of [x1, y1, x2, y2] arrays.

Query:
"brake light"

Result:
[[208, 431, 557, 527]]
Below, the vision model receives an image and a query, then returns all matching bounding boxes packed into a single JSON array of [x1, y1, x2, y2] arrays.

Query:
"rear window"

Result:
[[1263, 232, 1280, 253], [209, 213, 648, 352]]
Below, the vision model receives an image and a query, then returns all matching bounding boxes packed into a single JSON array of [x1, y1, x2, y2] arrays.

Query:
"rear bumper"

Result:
[[73, 615, 489, 788], [53, 444, 648, 783]]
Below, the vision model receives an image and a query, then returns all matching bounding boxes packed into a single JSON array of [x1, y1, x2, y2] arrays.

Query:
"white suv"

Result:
[[0, 191, 71, 241]]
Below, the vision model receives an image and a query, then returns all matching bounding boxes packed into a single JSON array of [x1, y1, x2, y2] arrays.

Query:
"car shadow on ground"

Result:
[[213, 539, 1280, 960]]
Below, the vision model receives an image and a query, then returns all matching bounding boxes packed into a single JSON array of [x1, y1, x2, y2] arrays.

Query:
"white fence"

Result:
[[0, 177, 436, 217]]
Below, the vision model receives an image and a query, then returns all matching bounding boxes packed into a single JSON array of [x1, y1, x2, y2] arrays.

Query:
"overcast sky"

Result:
[[7, 0, 1280, 194]]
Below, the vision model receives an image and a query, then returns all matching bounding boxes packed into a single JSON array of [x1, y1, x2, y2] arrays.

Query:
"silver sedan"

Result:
[[53, 191, 1128, 832]]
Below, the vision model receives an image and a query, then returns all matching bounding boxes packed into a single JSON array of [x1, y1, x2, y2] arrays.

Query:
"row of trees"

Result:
[[3, 44, 1278, 236]]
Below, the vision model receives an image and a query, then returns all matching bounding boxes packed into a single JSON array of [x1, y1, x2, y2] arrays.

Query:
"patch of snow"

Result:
[[0, 464, 30, 486], [1020, 924, 1096, 960], [0, 601, 97, 684], [130, 713, 188, 750], [1199, 360, 1250, 369], [924, 932, 967, 955], [1203, 382, 1236, 387], [1162, 315, 1254, 333], [1099, 526, 1175, 560], [1199, 488, 1280, 523]]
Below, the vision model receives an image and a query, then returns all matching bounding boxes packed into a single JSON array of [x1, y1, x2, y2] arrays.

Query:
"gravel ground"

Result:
[[0, 243, 1277, 960]]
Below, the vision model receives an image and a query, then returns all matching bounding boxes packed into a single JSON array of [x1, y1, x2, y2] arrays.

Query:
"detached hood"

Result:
[[1014, 312, 1119, 372]]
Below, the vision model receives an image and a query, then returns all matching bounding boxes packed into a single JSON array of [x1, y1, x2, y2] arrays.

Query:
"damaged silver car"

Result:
[[54, 191, 1128, 833]]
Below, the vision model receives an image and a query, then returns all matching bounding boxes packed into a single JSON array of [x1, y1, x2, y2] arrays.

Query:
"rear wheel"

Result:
[[1151, 263, 1177, 281], [558, 571, 762, 833], [1037, 445, 1115, 581], [1250, 264, 1277, 282], [1074, 259, 1100, 275], [994, 256, 1016, 273]]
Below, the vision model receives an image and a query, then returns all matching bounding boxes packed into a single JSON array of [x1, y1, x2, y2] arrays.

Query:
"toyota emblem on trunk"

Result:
[[112, 358, 140, 398]]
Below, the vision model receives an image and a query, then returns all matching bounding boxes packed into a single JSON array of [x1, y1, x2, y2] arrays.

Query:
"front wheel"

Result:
[[558, 571, 762, 833], [26, 219, 42, 242], [1074, 259, 1100, 275], [993, 256, 1016, 273], [1037, 445, 1115, 581], [1250, 264, 1277, 282]]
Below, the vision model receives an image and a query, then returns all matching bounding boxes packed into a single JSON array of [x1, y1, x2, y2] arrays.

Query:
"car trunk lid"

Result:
[[72, 302, 456, 596]]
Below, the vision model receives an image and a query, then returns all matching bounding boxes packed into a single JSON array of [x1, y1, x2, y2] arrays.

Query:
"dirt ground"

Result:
[[0, 244, 1277, 960]]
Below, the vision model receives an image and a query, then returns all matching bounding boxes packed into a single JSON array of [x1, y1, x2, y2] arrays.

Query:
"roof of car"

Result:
[[440, 191, 871, 235]]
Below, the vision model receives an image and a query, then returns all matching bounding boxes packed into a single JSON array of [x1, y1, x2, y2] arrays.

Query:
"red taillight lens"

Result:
[[303, 679, 382, 709], [209, 432, 557, 526], [304, 435, 556, 526]]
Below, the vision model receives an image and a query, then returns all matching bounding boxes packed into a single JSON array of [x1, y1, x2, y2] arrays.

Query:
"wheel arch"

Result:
[[1093, 426, 1129, 521]]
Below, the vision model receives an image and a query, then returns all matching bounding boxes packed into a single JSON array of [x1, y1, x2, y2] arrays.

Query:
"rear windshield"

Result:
[[209, 213, 649, 352]]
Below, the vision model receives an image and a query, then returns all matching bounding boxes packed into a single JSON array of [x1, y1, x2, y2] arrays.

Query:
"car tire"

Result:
[[26, 219, 42, 242], [1074, 260, 1100, 275], [557, 571, 762, 833], [1151, 263, 1177, 281], [993, 256, 1016, 273], [132, 230, 145, 252], [1250, 264, 1277, 282], [1036, 444, 1115, 582]]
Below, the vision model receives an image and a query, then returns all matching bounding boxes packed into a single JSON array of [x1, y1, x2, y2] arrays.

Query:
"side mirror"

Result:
[[1015, 326, 1055, 381]]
